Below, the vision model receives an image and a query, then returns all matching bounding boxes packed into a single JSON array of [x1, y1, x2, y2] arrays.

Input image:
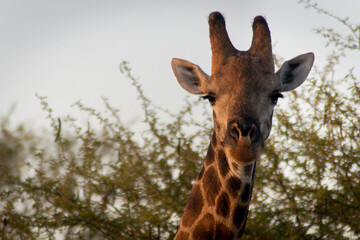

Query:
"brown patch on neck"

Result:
[[240, 183, 252, 203], [202, 166, 221, 206], [192, 213, 215, 239], [215, 223, 234, 240], [226, 176, 242, 198], [204, 144, 215, 166], [204, 132, 217, 166], [232, 205, 248, 229], [216, 191, 230, 218], [216, 148, 230, 177]]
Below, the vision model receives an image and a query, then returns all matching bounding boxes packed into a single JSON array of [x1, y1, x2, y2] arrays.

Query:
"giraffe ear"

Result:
[[276, 52, 314, 92], [171, 58, 209, 95]]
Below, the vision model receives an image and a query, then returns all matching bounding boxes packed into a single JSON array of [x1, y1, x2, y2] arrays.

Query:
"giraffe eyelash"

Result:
[[202, 95, 216, 105], [271, 92, 284, 105]]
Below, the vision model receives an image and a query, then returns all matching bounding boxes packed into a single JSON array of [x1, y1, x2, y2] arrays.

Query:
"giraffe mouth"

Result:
[[224, 136, 262, 163], [223, 121, 264, 162]]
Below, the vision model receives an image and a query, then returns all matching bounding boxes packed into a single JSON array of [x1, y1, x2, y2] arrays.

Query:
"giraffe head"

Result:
[[172, 12, 313, 163]]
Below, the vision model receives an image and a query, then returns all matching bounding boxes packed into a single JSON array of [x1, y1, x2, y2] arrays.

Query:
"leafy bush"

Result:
[[0, 2, 359, 239]]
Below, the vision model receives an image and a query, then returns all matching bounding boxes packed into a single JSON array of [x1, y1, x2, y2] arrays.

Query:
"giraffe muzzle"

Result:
[[225, 122, 262, 162]]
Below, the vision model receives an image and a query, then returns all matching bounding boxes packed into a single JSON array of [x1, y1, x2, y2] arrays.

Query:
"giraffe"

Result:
[[171, 12, 314, 239]]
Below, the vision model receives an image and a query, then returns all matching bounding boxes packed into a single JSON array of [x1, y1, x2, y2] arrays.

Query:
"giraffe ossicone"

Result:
[[172, 12, 314, 239]]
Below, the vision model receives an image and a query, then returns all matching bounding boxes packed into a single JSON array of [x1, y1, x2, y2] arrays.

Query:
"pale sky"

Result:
[[0, 0, 359, 128]]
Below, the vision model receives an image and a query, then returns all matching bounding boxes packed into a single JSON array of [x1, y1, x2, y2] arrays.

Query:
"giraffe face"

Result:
[[203, 53, 281, 162], [171, 12, 314, 163]]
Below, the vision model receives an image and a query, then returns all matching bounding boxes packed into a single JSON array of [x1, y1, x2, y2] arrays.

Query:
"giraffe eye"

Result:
[[202, 95, 216, 105], [271, 92, 283, 105]]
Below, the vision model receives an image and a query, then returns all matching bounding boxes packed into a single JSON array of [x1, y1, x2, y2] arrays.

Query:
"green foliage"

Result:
[[299, 0, 360, 52], [1, 64, 213, 239], [0, 2, 359, 239]]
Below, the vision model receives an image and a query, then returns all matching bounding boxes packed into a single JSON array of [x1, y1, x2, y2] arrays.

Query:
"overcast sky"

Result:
[[0, 0, 359, 128]]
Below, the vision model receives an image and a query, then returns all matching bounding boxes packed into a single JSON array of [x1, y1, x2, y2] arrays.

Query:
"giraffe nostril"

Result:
[[249, 124, 257, 142], [231, 123, 241, 139], [230, 123, 258, 142]]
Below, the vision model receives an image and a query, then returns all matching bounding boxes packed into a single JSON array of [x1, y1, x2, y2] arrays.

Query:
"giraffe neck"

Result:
[[175, 133, 257, 240]]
